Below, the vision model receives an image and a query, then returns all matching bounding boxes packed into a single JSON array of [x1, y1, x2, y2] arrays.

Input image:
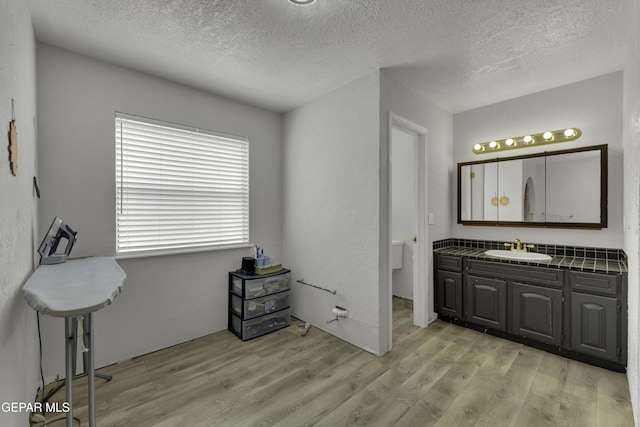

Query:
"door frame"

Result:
[[388, 112, 430, 330]]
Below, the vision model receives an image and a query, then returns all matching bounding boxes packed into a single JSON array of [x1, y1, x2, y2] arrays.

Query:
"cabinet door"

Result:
[[465, 275, 507, 331], [436, 270, 462, 319], [512, 283, 563, 345], [570, 292, 619, 361]]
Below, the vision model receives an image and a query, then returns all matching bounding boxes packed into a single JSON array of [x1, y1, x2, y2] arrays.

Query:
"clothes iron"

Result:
[[38, 217, 78, 265]]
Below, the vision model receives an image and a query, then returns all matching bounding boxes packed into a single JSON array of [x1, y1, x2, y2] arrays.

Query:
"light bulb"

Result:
[[489, 141, 498, 148], [473, 143, 482, 151], [543, 131, 553, 140], [505, 138, 514, 146], [288, 0, 317, 5], [564, 128, 575, 137], [523, 135, 533, 143]]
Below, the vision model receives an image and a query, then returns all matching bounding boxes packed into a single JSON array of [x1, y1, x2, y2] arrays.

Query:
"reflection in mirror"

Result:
[[497, 160, 522, 222], [546, 151, 600, 223], [460, 163, 498, 221], [461, 158, 545, 222], [457, 144, 607, 228], [459, 165, 473, 220], [522, 157, 545, 222]]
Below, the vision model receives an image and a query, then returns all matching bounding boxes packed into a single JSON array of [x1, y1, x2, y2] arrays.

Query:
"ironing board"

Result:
[[23, 257, 126, 427]]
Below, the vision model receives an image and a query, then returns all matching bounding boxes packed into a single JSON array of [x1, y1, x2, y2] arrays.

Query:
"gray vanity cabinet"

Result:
[[465, 275, 507, 331], [570, 293, 618, 360], [463, 259, 563, 338], [512, 283, 563, 346], [569, 271, 624, 362], [435, 255, 463, 319], [434, 252, 627, 371], [436, 270, 463, 319]]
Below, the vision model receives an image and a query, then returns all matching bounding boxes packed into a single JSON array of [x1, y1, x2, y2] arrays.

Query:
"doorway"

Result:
[[391, 125, 416, 317], [388, 113, 429, 348]]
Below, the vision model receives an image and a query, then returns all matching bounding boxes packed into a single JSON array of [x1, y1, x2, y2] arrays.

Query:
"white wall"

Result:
[[36, 44, 283, 380], [381, 70, 454, 245], [283, 72, 383, 354], [391, 126, 415, 299], [623, 0, 640, 423], [0, 1, 39, 426], [452, 72, 624, 248], [283, 70, 452, 355]]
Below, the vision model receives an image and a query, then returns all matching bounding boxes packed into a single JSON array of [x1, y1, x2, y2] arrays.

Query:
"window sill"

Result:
[[114, 243, 254, 260]]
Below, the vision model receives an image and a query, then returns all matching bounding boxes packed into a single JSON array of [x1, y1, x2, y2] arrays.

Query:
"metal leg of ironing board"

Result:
[[71, 317, 78, 384], [43, 316, 111, 410], [82, 317, 111, 384], [95, 371, 112, 380], [83, 313, 96, 427], [65, 317, 74, 427]]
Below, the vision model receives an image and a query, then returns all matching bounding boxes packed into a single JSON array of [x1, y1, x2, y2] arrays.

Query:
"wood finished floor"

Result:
[[39, 298, 635, 426]]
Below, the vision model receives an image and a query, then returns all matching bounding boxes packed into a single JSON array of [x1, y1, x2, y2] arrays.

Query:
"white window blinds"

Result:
[[115, 113, 249, 255]]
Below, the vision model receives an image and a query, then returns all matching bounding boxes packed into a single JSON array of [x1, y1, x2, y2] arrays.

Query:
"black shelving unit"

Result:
[[228, 268, 291, 341]]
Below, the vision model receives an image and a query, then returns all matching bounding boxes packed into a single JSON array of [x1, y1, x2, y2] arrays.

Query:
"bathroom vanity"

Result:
[[433, 240, 627, 372]]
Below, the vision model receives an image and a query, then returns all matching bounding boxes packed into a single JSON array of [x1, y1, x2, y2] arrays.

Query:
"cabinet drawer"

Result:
[[465, 259, 563, 288], [230, 290, 290, 320], [230, 270, 291, 299], [436, 255, 462, 272], [569, 271, 619, 296], [229, 308, 291, 341]]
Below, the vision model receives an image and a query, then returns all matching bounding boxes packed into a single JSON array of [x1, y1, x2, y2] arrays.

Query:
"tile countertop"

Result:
[[433, 246, 628, 275]]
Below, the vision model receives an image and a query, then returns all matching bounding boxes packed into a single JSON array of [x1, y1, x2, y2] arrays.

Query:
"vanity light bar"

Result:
[[473, 128, 582, 154]]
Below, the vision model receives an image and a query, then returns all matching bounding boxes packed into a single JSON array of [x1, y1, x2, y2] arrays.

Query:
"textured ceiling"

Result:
[[27, 0, 629, 113]]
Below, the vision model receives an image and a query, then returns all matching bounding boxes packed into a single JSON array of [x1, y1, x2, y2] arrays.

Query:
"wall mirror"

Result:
[[458, 144, 607, 229]]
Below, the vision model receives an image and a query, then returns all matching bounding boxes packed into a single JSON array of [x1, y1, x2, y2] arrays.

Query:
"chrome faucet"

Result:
[[504, 238, 535, 252]]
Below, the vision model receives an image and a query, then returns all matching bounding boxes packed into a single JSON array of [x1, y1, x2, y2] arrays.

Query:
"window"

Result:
[[115, 112, 249, 255]]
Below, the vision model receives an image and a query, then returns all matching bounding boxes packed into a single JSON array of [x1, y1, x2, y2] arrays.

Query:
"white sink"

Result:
[[484, 249, 552, 262]]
